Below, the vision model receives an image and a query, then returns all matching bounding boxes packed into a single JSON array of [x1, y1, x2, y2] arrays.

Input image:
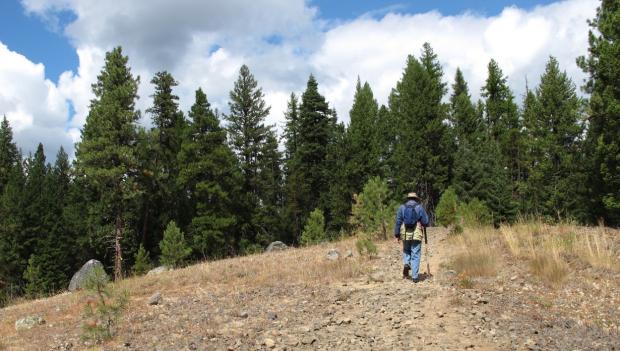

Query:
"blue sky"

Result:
[[2, 0, 558, 82], [0, 0, 596, 159]]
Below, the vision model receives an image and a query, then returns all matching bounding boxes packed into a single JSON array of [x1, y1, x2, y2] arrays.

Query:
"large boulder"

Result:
[[326, 249, 340, 261], [68, 259, 106, 292], [147, 266, 171, 276], [15, 315, 45, 331], [265, 241, 288, 252]]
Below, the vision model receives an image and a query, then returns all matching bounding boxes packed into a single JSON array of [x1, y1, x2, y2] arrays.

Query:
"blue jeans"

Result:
[[403, 240, 422, 279]]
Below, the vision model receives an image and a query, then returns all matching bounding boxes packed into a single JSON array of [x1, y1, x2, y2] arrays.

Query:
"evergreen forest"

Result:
[[0, 1, 618, 305]]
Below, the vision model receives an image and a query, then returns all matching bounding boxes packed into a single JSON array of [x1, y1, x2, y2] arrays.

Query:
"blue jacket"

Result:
[[394, 200, 429, 237]]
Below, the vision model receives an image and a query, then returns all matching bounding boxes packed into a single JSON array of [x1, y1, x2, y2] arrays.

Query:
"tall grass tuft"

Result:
[[450, 227, 499, 277], [579, 228, 618, 271], [529, 249, 569, 287], [499, 219, 619, 287]]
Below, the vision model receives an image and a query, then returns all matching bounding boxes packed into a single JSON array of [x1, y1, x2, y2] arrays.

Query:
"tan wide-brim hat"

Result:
[[406, 192, 420, 200]]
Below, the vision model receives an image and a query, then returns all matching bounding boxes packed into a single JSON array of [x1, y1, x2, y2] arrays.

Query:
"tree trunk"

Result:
[[114, 213, 123, 281]]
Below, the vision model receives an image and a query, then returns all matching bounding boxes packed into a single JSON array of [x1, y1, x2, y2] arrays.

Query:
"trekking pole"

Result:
[[423, 226, 431, 277]]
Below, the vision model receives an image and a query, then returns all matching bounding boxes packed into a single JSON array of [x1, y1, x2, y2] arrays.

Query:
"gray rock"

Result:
[[265, 241, 288, 252], [15, 315, 45, 331], [147, 266, 170, 276], [445, 270, 457, 276], [148, 292, 162, 305], [68, 259, 106, 291], [345, 250, 353, 258], [326, 249, 340, 261]]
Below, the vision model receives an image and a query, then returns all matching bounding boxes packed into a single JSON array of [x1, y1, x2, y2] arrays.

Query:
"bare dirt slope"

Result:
[[1, 226, 618, 350]]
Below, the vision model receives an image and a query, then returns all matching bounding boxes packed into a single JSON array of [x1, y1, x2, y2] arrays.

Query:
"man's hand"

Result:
[[394, 236, 401, 244]]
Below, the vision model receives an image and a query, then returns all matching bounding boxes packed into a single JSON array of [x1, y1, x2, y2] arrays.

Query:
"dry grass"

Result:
[[449, 226, 500, 278], [578, 227, 618, 271], [498, 220, 619, 286], [450, 221, 619, 288], [118, 238, 366, 296], [0, 238, 368, 350], [529, 250, 569, 287]]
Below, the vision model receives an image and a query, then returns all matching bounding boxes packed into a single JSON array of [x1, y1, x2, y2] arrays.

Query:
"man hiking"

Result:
[[394, 192, 429, 282]]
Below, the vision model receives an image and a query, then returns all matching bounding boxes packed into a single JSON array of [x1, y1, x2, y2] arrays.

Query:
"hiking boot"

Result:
[[411, 278, 420, 283], [402, 265, 410, 279]]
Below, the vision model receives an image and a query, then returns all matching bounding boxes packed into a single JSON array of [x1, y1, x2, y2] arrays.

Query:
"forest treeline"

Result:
[[0, 1, 618, 303]]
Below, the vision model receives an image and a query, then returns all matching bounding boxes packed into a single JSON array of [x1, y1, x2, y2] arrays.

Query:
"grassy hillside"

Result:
[[1, 224, 618, 350]]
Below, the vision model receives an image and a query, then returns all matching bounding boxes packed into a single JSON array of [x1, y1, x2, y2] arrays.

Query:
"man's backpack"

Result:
[[403, 203, 420, 228]]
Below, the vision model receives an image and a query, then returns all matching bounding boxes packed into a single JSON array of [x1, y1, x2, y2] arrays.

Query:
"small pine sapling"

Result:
[[300, 208, 326, 246], [81, 266, 128, 342], [132, 244, 151, 276], [159, 221, 192, 268]]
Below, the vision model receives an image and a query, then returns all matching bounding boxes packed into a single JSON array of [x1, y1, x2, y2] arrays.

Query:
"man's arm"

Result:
[[417, 205, 430, 227], [394, 206, 403, 237]]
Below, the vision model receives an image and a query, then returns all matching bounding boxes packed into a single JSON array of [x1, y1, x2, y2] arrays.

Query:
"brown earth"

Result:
[[1, 226, 618, 350]]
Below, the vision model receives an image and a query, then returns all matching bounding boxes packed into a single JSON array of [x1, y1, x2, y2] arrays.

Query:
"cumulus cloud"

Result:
[[0, 42, 73, 158], [4, 0, 598, 158], [312, 0, 596, 120]]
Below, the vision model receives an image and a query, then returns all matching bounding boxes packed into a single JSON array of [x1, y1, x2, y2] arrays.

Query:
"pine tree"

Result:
[[23, 254, 44, 297], [0, 158, 25, 301], [452, 132, 516, 226], [388, 43, 452, 213], [283, 93, 300, 164], [254, 129, 284, 245], [178, 88, 241, 258], [20, 144, 48, 264], [347, 79, 380, 193], [22, 146, 77, 295], [144, 71, 186, 246], [450, 68, 481, 143], [435, 187, 458, 227], [577, 0, 620, 225], [524, 57, 586, 220], [481, 59, 523, 188], [286, 75, 332, 241], [300, 208, 326, 246], [74, 47, 140, 280], [375, 105, 394, 177], [519, 88, 539, 214], [449, 68, 513, 223], [0, 117, 23, 300], [0, 116, 19, 193], [42, 147, 74, 291], [132, 244, 151, 276], [159, 221, 191, 268], [224, 64, 277, 250], [323, 120, 353, 235], [350, 177, 393, 239], [135, 127, 159, 253]]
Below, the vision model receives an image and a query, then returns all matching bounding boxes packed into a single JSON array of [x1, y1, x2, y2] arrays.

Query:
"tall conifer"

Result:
[[178, 88, 241, 257], [347, 79, 380, 193], [388, 43, 452, 212], [225, 65, 278, 250], [74, 47, 140, 280], [577, 0, 620, 225], [524, 57, 586, 220]]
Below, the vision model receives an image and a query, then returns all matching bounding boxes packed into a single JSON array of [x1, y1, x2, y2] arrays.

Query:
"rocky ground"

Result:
[[1, 227, 618, 350]]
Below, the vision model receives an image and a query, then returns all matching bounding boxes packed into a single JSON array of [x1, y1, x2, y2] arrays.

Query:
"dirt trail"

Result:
[[143, 227, 496, 351], [296, 227, 497, 351]]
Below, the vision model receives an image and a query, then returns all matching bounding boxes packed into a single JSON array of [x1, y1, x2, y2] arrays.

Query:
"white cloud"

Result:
[[0, 42, 73, 159], [4, 0, 597, 158], [312, 0, 596, 121]]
